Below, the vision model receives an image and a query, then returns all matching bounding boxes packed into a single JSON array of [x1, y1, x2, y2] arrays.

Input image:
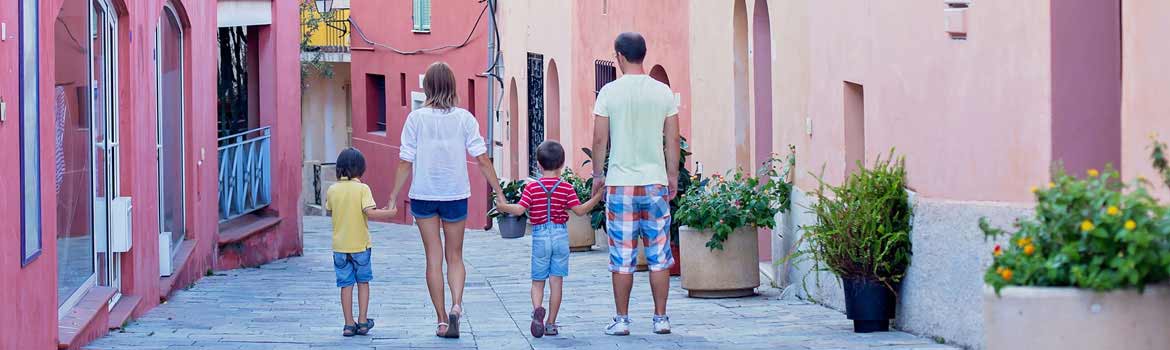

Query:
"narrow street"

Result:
[[87, 216, 951, 350]]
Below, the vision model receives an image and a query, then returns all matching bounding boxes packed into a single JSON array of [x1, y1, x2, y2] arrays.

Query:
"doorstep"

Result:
[[217, 215, 282, 245], [107, 294, 142, 330], [58, 286, 116, 350], [159, 239, 197, 299]]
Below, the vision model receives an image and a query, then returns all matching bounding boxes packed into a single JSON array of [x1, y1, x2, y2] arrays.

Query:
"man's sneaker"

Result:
[[604, 316, 631, 336], [544, 323, 560, 336], [652, 315, 671, 334], [530, 307, 546, 338]]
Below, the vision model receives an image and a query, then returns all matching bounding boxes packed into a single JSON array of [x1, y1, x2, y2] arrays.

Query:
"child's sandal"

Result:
[[435, 322, 450, 338], [355, 318, 375, 336], [342, 324, 358, 337]]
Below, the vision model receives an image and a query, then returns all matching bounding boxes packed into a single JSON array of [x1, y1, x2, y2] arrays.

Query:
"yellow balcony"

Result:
[[301, 7, 350, 53]]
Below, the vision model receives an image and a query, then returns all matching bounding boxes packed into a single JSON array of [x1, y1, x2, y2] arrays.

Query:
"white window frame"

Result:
[[413, 0, 431, 32], [19, 0, 42, 267]]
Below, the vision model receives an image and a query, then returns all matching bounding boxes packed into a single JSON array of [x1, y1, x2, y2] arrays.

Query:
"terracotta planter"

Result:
[[567, 213, 595, 252], [984, 285, 1170, 350], [679, 226, 760, 298], [497, 215, 527, 239]]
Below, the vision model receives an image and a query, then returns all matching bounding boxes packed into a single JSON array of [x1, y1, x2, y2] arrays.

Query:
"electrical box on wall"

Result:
[[109, 197, 133, 252], [945, 0, 970, 40]]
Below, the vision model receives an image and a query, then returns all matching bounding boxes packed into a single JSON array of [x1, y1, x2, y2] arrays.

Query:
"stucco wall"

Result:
[[1122, 0, 1170, 199]]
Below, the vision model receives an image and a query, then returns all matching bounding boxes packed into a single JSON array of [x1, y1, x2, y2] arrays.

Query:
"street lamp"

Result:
[[314, 0, 334, 14]]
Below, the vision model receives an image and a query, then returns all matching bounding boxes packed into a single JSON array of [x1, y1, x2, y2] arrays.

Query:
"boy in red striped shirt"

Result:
[[496, 141, 602, 338]]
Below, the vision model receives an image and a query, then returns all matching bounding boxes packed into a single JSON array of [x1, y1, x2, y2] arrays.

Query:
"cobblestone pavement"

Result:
[[88, 216, 954, 350]]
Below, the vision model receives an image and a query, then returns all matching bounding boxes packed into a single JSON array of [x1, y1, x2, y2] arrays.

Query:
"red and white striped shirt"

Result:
[[518, 178, 582, 225]]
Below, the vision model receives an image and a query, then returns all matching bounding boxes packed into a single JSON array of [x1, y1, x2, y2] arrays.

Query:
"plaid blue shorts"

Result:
[[606, 185, 675, 274]]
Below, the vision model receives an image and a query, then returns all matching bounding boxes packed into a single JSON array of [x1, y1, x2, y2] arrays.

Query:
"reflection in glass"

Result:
[[55, 0, 94, 306], [159, 7, 186, 251]]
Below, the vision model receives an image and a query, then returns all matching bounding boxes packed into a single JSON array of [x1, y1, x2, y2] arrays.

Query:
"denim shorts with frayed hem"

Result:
[[334, 249, 373, 287], [531, 223, 570, 281], [410, 198, 469, 223]]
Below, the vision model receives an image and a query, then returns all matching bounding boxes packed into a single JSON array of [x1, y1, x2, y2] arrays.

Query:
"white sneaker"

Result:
[[604, 316, 631, 336], [652, 315, 671, 334]]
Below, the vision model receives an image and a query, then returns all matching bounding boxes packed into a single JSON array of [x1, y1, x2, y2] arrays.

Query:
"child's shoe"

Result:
[[530, 307, 547, 338], [544, 323, 559, 336]]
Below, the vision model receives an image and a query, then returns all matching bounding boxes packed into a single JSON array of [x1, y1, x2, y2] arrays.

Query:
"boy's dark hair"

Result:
[[614, 32, 647, 64], [536, 141, 566, 171], [336, 148, 367, 180]]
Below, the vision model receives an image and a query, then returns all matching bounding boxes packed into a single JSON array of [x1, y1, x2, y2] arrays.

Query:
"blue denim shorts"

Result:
[[531, 223, 570, 281], [410, 198, 469, 222], [334, 249, 373, 287]]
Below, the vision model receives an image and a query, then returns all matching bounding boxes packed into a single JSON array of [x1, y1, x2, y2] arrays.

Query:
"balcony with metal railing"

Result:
[[301, 6, 351, 62], [217, 127, 272, 223]]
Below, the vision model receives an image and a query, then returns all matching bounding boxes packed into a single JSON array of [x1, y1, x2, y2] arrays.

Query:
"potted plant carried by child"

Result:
[[980, 165, 1170, 349], [562, 169, 597, 251], [674, 149, 795, 298], [489, 179, 528, 239], [786, 150, 912, 333]]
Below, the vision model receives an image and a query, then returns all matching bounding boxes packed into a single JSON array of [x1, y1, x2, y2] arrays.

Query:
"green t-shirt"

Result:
[[592, 75, 679, 186]]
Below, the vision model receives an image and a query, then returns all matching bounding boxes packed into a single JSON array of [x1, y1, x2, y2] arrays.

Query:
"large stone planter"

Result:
[[984, 285, 1170, 350], [567, 213, 595, 252], [680, 226, 760, 298]]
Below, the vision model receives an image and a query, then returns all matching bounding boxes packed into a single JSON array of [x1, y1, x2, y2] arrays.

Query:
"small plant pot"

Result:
[[680, 226, 760, 298], [984, 285, 1170, 349], [497, 215, 527, 239], [567, 213, 595, 252], [842, 277, 898, 333]]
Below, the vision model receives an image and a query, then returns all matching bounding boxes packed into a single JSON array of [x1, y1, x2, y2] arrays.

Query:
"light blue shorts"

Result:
[[531, 223, 570, 281], [334, 249, 373, 287]]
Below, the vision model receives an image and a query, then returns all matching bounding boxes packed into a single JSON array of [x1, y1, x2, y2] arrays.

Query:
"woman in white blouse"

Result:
[[389, 62, 506, 338]]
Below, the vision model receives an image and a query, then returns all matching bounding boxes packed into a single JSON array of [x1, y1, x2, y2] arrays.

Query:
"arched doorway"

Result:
[[649, 65, 671, 86], [526, 53, 545, 177], [752, 0, 774, 262], [546, 59, 560, 142], [733, 0, 750, 171], [508, 78, 521, 180]]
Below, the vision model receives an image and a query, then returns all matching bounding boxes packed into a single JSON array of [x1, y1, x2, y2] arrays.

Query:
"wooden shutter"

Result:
[[421, 0, 431, 31]]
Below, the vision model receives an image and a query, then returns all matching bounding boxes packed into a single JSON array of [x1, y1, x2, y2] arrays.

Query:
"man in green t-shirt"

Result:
[[591, 32, 681, 336]]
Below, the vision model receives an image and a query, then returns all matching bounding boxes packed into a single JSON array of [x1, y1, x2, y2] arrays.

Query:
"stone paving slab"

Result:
[[87, 216, 954, 350]]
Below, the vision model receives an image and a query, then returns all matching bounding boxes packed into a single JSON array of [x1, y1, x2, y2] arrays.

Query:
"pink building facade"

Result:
[[0, 1, 303, 348], [349, 0, 493, 229]]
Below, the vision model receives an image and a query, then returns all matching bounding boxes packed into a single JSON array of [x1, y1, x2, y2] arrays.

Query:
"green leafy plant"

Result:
[[488, 179, 527, 219], [299, 1, 336, 89], [581, 147, 610, 231], [561, 169, 593, 204], [675, 147, 795, 250], [783, 150, 912, 291], [981, 167, 1170, 293], [1152, 136, 1170, 190]]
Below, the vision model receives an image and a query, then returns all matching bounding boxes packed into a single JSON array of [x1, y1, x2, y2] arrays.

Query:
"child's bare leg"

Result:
[[531, 280, 546, 309], [357, 283, 370, 324], [340, 286, 355, 325], [547, 276, 563, 324]]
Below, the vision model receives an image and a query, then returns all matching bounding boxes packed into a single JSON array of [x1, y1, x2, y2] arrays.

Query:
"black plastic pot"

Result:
[[842, 277, 897, 333], [497, 215, 527, 239]]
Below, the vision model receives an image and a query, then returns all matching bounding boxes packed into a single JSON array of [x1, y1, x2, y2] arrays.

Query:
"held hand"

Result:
[[387, 195, 399, 212], [591, 176, 606, 197], [667, 176, 679, 201]]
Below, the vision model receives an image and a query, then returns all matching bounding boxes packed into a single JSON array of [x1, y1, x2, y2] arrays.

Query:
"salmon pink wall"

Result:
[[350, 0, 491, 229], [1122, 0, 1170, 199]]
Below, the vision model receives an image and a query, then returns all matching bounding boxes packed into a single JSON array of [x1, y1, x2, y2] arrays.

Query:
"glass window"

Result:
[[159, 6, 186, 253], [19, 0, 42, 266], [413, 0, 431, 32], [55, 0, 96, 306]]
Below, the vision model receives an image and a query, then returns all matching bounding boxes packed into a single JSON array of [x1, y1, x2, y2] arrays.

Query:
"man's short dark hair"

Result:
[[536, 141, 566, 171], [614, 32, 647, 64], [335, 148, 367, 180]]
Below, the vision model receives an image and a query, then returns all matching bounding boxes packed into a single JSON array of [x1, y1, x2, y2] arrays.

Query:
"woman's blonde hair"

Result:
[[423, 62, 459, 111]]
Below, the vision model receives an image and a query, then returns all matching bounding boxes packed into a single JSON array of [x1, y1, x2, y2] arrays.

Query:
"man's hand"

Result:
[[591, 176, 606, 198], [668, 175, 679, 201]]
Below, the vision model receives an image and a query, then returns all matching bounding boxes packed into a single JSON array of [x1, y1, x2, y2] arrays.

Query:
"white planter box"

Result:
[[984, 285, 1170, 350]]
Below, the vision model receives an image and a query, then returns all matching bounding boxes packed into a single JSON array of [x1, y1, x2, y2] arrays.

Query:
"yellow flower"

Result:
[[1016, 237, 1031, 248], [1125, 220, 1137, 230], [1000, 268, 1013, 281], [1030, 186, 1039, 194], [1107, 206, 1120, 216], [996, 266, 1005, 274], [1081, 220, 1095, 232], [1048, 181, 1056, 188], [1024, 244, 1035, 256], [1088, 169, 1100, 178]]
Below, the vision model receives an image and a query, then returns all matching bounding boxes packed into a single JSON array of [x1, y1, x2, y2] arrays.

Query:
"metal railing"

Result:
[[218, 127, 272, 222], [302, 8, 351, 53], [311, 162, 336, 206]]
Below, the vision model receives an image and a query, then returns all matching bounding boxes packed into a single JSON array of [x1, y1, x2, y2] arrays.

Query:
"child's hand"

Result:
[[383, 205, 398, 216]]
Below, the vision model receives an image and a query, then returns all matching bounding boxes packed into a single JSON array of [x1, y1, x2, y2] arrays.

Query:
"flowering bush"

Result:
[[981, 168, 1170, 293], [488, 179, 527, 219], [675, 147, 794, 250], [1153, 136, 1170, 190]]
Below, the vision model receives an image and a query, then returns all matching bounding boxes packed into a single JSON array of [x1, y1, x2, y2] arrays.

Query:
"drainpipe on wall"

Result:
[[484, 0, 501, 229]]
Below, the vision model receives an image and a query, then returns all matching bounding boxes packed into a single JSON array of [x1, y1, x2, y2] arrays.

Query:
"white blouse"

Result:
[[399, 107, 487, 201]]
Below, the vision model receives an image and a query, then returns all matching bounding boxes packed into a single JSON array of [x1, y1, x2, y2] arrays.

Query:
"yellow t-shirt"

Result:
[[325, 178, 376, 253], [592, 75, 679, 186]]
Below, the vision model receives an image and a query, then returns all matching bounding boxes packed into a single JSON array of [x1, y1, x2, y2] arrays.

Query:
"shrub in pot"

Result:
[[489, 179, 528, 239], [980, 167, 1170, 349], [675, 150, 794, 298], [562, 170, 596, 251], [785, 151, 912, 333]]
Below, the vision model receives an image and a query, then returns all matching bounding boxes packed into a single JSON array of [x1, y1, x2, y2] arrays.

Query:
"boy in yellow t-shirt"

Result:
[[325, 148, 396, 337]]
